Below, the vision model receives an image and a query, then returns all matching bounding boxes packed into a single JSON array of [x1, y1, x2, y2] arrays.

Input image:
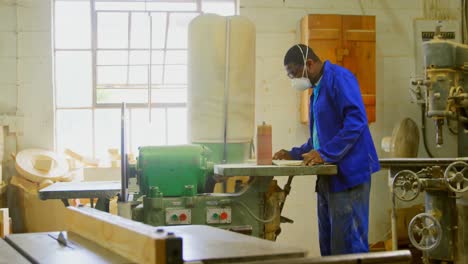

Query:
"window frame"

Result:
[[53, 0, 238, 158]]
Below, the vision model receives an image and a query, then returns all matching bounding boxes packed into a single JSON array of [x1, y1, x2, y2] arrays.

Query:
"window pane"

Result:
[[56, 51, 92, 107], [56, 109, 93, 157], [97, 12, 129, 49], [97, 66, 127, 86], [151, 13, 167, 49], [147, 1, 197, 11], [97, 50, 128, 65], [129, 50, 164, 65], [130, 108, 166, 154], [130, 12, 150, 49], [152, 88, 186, 103], [97, 89, 147, 104], [166, 13, 198, 49], [164, 65, 187, 84], [151, 50, 164, 64], [165, 50, 187, 64], [55, 1, 90, 49], [130, 50, 149, 65], [129, 66, 148, 85], [167, 107, 187, 145], [95, 1, 145, 11], [202, 0, 236, 16], [151, 65, 163, 84], [94, 109, 121, 160]]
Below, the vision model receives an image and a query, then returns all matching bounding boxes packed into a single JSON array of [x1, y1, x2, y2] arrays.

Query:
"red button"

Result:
[[179, 213, 187, 221], [220, 212, 228, 220]]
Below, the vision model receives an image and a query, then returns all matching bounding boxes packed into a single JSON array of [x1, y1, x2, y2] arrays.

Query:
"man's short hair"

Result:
[[283, 44, 320, 66]]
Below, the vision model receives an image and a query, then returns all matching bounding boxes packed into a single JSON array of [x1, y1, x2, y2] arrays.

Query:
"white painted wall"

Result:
[[240, 0, 461, 257], [0, 0, 53, 180], [0, 0, 18, 180], [0, 0, 17, 114], [16, 0, 54, 151]]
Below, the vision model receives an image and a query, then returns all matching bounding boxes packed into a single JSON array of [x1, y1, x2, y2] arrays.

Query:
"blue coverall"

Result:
[[289, 61, 380, 255]]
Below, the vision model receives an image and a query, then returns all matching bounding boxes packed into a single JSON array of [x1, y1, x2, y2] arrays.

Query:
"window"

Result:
[[54, 0, 237, 160]]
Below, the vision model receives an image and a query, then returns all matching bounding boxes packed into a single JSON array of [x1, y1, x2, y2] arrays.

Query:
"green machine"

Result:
[[121, 143, 336, 240], [129, 144, 276, 238]]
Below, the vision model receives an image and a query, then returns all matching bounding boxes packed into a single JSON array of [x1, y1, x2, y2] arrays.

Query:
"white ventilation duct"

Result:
[[188, 14, 255, 144]]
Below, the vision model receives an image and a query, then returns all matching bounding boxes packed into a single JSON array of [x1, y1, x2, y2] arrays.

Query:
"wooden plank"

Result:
[[342, 15, 375, 31], [65, 206, 168, 264], [362, 95, 376, 105], [307, 14, 342, 29], [0, 208, 9, 238], [309, 29, 340, 40], [345, 30, 375, 41]]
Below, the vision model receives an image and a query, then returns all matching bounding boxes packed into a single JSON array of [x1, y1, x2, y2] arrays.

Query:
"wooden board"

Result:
[[0, 208, 9, 238], [65, 207, 168, 264]]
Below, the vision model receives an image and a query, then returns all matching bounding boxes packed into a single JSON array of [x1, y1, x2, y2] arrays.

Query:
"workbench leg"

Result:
[[95, 198, 110, 212], [61, 199, 70, 207]]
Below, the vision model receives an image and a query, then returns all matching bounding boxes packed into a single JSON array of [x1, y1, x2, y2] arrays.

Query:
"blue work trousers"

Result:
[[316, 176, 371, 256]]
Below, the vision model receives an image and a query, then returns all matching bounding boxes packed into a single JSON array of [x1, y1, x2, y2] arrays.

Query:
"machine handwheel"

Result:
[[408, 213, 442, 251], [392, 170, 421, 201], [444, 161, 468, 193]]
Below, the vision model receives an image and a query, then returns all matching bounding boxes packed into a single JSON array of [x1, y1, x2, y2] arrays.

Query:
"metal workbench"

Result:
[[0, 238, 29, 264], [39, 181, 121, 211]]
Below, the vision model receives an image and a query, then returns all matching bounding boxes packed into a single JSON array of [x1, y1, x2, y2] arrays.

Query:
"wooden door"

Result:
[[299, 14, 376, 124]]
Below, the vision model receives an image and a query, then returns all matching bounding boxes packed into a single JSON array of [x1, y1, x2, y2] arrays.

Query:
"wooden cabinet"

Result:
[[300, 14, 376, 124]]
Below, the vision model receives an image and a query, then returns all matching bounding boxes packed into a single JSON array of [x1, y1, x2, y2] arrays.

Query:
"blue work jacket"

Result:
[[290, 61, 380, 192]]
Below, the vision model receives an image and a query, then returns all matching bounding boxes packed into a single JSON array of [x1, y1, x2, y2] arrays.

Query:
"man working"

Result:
[[273, 44, 380, 255]]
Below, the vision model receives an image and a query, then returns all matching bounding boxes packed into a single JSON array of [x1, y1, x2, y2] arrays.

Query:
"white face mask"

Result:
[[291, 77, 312, 91], [291, 45, 312, 91]]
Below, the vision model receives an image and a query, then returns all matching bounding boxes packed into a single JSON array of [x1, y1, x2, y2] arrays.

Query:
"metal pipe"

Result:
[[435, 118, 444, 147], [421, 105, 435, 157], [120, 102, 128, 202], [390, 170, 398, 250], [148, 12, 153, 122], [222, 18, 231, 164]]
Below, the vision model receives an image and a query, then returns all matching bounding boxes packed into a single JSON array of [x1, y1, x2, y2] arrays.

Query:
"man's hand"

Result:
[[273, 149, 292, 160], [302, 150, 324, 166]]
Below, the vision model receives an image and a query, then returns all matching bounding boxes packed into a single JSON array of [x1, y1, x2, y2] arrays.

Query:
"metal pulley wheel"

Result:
[[392, 170, 421, 201], [408, 213, 442, 251], [444, 161, 468, 193]]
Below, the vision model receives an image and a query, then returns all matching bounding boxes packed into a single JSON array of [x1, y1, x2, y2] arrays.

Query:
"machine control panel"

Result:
[[165, 209, 191, 225], [206, 207, 232, 224]]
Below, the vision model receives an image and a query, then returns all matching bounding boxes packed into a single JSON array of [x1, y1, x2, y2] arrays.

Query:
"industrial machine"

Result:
[[121, 144, 336, 239], [381, 26, 468, 263]]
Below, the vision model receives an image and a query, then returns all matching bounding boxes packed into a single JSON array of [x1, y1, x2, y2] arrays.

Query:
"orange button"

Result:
[[179, 213, 187, 221], [220, 212, 228, 220]]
